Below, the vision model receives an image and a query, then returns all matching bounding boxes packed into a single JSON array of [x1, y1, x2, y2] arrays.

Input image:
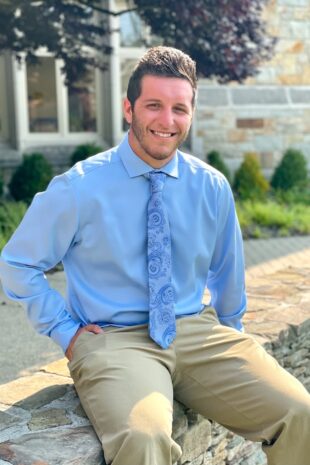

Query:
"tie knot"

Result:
[[149, 171, 166, 193]]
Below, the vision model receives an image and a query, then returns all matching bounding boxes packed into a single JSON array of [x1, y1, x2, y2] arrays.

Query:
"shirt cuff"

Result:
[[50, 320, 82, 353], [218, 310, 245, 332]]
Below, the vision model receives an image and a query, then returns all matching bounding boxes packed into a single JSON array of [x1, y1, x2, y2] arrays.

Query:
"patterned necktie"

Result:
[[147, 171, 176, 349]]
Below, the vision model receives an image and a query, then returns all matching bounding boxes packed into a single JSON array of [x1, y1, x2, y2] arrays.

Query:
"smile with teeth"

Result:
[[151, 130, 176, 138]]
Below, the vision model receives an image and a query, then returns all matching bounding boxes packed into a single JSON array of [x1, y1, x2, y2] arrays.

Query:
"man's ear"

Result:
[[123, 98, 133, 125]]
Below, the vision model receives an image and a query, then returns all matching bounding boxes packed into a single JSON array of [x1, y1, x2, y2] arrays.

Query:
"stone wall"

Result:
[[0, 263, 309, 465], [192, 0, 310, 175]]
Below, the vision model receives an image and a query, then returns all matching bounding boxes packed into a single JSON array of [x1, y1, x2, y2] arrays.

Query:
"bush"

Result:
[[0, 173, 3, 197], [271, 148, 308, 191], [236, 200, 310, 239], [207, 150, 231, 183], [70, 143, 103, 166], [0, 201, 27, 250], [233, 153, 269, 200], [9, 153, 53, 204], [272, 184, 310, 206]]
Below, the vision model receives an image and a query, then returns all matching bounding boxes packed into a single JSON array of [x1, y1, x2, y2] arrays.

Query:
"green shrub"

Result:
[[233, 153, 269, 200], [236, 200, 310, 238], [271, 148, 308, 191], [207, 150, 231, 183], [9, 153, 53, 204], [70, 143, 103, 166], [0, 173, 4, 197], [272, 184, 310, 206], [0, 201, 27, 250]]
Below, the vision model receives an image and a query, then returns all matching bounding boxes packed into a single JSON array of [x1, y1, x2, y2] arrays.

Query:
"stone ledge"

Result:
[[0, 263, 309, 465]]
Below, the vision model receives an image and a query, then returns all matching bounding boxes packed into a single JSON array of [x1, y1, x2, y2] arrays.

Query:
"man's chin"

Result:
[[147, 146, 178, 161], [150, 152, 173, 161]]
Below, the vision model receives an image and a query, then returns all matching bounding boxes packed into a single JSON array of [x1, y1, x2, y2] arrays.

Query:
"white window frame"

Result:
[[13, 49, 102, 152]]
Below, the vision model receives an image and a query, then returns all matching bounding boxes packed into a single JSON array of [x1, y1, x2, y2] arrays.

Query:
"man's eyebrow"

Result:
[[143, 98, 189, 108], [143, 98, 161, 103]]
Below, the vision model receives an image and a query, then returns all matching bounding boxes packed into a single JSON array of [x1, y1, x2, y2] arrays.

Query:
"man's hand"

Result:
[[65, 324, 104, 361]]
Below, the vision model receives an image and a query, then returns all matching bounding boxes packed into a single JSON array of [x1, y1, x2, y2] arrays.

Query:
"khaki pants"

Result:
[[68, 308, 310, 465]]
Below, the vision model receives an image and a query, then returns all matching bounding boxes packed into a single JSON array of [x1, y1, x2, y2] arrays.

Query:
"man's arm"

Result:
[[0, 175, 81, 352], [207, 178, 247, 331]]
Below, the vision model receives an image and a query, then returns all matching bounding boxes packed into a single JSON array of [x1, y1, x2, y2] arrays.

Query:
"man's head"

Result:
[[124, 47, 197, 168], [127, 46, 197, 109]]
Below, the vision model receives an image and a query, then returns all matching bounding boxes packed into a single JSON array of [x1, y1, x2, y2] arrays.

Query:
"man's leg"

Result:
[[68, 324, 182, 465], [174, 307, 310, 465]]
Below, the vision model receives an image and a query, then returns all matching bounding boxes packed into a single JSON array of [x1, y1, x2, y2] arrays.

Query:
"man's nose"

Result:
[[158, 108, 175, 127]]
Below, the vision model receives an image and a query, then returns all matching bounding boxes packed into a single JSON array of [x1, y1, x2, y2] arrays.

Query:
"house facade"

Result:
[[0, 0, 309, 183]]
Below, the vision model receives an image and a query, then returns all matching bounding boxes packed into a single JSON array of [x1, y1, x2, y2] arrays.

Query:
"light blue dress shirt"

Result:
[[0, 135, 246, 352]]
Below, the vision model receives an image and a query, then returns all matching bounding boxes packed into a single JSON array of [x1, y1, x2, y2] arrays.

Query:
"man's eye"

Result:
[[147, 103, 160, 109]]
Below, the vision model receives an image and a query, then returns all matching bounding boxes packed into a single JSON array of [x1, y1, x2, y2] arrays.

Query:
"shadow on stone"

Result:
[[15, 384, 70, 410], [0, 426, 106, 465]]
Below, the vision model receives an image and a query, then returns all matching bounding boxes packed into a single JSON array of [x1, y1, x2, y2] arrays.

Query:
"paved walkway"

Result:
[[0, 235, 309, 385], [244, 235, 310, 269]]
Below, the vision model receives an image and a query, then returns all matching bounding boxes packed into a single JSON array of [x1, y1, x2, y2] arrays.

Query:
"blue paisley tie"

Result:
[[147, 171, 176, 349]]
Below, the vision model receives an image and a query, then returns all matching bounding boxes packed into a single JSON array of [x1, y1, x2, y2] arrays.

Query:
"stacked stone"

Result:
[[272, 319, 310, 393]]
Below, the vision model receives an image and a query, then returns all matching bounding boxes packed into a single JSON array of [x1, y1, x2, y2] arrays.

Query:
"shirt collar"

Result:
[[118, 134, 179, 179]]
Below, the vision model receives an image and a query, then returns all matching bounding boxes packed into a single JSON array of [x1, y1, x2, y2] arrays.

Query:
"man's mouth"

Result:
[[150, 130, 176, 138]]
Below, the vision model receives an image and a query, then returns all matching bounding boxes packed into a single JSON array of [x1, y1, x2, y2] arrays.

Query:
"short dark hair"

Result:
[[127, 46, 197, 108]]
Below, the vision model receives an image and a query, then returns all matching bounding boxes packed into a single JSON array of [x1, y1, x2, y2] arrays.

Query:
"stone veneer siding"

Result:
[[193, 0, 310, 176]]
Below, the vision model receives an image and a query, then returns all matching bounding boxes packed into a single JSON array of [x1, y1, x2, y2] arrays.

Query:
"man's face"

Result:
[[123, 75, 194, 168]]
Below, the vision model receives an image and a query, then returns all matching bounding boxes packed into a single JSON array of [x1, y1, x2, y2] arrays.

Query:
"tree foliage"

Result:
[[0, 0, 112, 85], [0, 0, 276, 85], [135, 0, 276, 83]]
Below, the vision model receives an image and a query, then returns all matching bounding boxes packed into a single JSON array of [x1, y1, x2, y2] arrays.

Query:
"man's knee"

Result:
[[265, 385, 310, 443], [104, 428, 182, 465], [287, 394, 310, 427]]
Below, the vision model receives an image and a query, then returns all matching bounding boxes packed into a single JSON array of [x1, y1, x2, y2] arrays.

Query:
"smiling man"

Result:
[[1, 46, 310, 465], [124, 74, 193, 166]]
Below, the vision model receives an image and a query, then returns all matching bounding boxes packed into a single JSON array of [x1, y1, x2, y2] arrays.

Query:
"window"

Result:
[[120, 10, 162, 48], [68, 70, 97, 133], [27, 57, 58, 133], [120, 11, 144, 47]]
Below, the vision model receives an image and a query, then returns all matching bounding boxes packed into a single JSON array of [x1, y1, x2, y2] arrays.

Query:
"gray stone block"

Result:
[[232, 88, 288, 105], [290, 88, 310, 104], [172, 401, 188, 439], [278, 0, 309, 5], [28, 408, 71, 431], [198, 88, 229, 107], [0, 413, 21, 434], [177, 419, 212, 463], [0, 426, 106, 465]]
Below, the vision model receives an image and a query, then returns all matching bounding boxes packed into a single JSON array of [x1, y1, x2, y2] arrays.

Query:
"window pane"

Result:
[[120, 11, 162, 48], [27, 57, 58, 133], [120, 11, 144, 47], [68, 71, 97, 132]]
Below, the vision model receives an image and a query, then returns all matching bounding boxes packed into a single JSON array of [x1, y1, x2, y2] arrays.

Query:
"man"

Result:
[[0, 46, 309, 465]]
